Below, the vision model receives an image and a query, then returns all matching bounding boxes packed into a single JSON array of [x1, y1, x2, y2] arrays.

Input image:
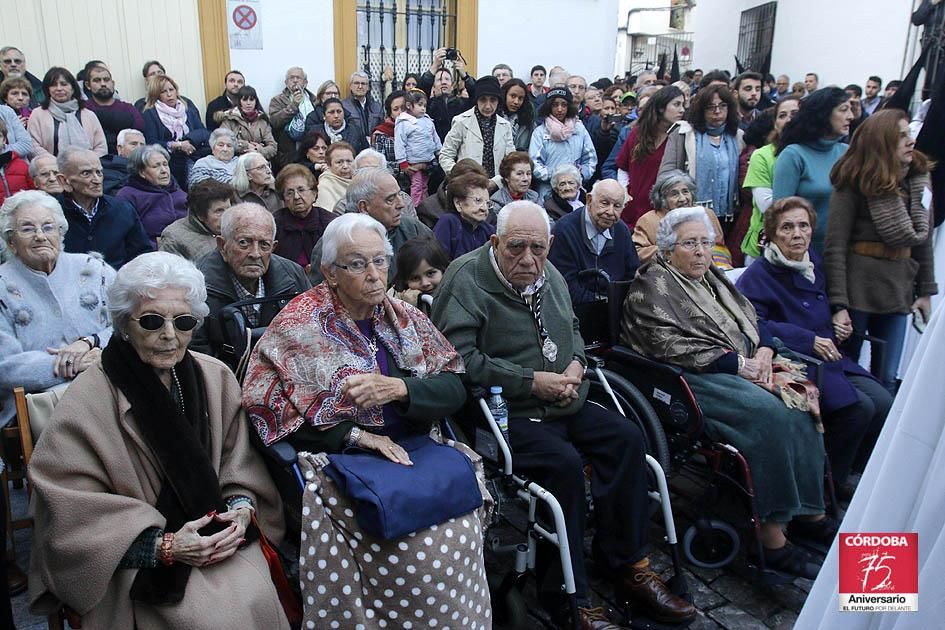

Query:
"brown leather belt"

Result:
[[852, 241, 911, 260]]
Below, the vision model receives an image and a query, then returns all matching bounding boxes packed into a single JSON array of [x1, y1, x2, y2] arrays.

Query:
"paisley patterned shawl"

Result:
[[242, 282, 465, 445], [620, 256, 761, 371]]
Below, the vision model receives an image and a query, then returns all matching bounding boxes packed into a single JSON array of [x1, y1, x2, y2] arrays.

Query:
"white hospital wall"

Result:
[[691, 0, 916, 88], [476, 0, 621, 82], [228, 0, 336, 111]]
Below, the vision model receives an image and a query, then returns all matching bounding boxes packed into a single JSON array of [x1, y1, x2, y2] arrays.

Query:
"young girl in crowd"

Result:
[[433, 172, 495, 260], [395, 89, 442, 205], [0, 77, 32, 128], [391, 236, 450, 313]]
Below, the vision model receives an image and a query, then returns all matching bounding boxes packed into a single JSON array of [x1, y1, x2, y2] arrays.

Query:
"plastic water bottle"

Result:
[[487, 386, 511, 453]]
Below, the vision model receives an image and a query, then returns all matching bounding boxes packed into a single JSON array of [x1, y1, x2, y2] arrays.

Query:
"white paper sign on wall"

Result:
[[228, 0, 263, 50]]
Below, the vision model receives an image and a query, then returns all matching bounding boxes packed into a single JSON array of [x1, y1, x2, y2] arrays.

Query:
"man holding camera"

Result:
[[419, 47, 477, 141], [269, 66, 319, 170]]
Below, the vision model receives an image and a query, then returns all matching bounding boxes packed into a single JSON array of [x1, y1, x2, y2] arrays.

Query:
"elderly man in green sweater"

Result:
[[432, 201, 695, 629]]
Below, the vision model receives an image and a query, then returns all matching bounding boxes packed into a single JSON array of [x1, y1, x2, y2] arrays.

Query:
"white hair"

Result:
[[0, 190, 69, 245], [353, 148, 388, 172], [345, 167, 393, 208], [108, 251, 210, 334], [320, 213, 393, 267], [231, 152, 267, 195], [655, 206, 716, 253], [219, 202, 277, 242], [116, 128, 144, 147], [28, 154, 57, 178], [550, 163, 582, 188], [57, 146, 99, 175], [349, 71, 369, 83], [496, 200, 551, 238], [285, 66, 307, 80], [126, 144, 170, 177], [208, 127, 237, 147], [590, 179, 627, 207]]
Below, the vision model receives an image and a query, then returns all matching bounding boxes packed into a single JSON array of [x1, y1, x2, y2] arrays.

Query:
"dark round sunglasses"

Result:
[[132, 314, 200, 332]]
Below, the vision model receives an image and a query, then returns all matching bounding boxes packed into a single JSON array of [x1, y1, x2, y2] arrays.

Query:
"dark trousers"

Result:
[[823, 374, 893, 486], [0, 473, 14, 629], [508, 402, 649, 600]]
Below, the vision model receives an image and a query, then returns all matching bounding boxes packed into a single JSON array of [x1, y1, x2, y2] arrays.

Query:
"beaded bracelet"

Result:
[[160, 532, 175, 566]]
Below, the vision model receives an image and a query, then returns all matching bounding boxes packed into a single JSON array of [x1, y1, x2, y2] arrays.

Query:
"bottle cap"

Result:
[[489, 385, 503, 394]]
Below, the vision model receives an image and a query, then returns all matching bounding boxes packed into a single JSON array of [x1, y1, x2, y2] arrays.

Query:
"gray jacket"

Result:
[[0, 104, 33, 159]]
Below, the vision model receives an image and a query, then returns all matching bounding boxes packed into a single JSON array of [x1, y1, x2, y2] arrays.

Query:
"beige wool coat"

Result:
[[27, 352, 288, 630], [220, 108, 278, 160]]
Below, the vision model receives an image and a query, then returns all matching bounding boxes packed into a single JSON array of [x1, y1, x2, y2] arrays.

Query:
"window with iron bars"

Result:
[[736, 1, 777, 75], [356, 0, 458, 102]]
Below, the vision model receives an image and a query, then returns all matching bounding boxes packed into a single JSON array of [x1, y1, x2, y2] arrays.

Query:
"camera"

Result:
[[445, 48, 459, 61]]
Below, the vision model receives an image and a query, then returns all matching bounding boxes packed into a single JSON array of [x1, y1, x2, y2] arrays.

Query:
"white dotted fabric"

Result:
[[297, 445, 493, 629]]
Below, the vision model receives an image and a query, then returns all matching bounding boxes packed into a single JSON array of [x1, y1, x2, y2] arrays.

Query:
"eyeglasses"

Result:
[[14, 223, 58, 237], [247, 163, 272, 173], [704, 103, 729, 113], [132, 313, 199, 332], [333, 256, 390, 274], [675, 239, 714, 251], [283, 187, 312, 199], [1, 58, 23, 65]]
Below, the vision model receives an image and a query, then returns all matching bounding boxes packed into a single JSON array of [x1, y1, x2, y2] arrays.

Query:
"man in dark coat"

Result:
[[205, 70, 245, 131]]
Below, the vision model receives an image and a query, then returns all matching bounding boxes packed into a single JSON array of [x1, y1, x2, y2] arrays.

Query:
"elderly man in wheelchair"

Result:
[[432, 200, 696, 629], [620, 207, 839, 579]]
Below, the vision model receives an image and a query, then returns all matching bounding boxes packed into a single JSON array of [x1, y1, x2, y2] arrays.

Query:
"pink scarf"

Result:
[[155, 100, 189, 140], [544, 115, 576, 142], [242, 283, 465, 445]]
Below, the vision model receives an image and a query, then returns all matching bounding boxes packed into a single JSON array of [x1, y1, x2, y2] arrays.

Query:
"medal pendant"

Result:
[[542, 337, 558, 362]]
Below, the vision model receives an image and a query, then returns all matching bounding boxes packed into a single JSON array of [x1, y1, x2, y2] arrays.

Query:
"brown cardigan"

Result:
[[824, 171, 937, 314]]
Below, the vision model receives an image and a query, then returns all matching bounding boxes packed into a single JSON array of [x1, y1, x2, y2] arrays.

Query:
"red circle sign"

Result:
[[681, 46, 691, 56], [232, 5, 257, 30]]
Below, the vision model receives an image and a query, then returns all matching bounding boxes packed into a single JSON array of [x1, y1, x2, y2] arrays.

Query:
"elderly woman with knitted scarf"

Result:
[[622, 206, 838, 580], [529, 87, 597, 201], [242, 213, 492, 628], [27, 67, 106, 157], [142, 75, 210, 192]]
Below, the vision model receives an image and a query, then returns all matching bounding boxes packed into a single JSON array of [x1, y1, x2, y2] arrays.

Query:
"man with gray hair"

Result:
[[29, 155, 63, 195], [57, 146, 151, 268], [343, 71, 384, 144], [549, 178, 639, 305], [432, 200, 695, 628], [308, 168, 431, 285], [269, 66, 318, 170], [192, 202, 310, 357], [0, 45, 44, 105], [101, 128, 146, 194], [331, 148, 418, 219]]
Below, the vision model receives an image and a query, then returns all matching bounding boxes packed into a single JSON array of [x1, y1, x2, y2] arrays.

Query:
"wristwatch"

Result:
[[346, 426, 363, 447]]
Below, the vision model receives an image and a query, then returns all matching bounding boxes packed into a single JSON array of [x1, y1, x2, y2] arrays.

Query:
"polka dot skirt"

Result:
[[298, 449, 493, 629]]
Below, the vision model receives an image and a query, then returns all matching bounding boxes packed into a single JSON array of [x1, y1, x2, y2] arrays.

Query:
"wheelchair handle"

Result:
[[576, 268, 612, 284]]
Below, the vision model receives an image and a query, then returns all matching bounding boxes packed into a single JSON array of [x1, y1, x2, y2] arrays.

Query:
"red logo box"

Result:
[[839, 532, 918, 612]]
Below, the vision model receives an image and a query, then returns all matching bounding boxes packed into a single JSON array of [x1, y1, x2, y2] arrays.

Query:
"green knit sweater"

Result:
[[431, 244, 588, 420]]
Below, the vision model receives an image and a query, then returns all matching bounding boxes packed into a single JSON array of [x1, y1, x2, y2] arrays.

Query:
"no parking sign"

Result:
[[227, 0, 263, 50]]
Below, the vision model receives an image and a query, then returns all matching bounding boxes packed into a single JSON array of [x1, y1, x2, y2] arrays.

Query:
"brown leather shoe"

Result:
[[616, 564, 696, 624], [576, 606, 627, 630], [7, 560, 27, 596]]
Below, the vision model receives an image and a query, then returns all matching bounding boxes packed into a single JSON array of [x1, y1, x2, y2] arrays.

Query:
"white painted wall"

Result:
[[476, 0, 621, 82], [692, 0, 916, 89], [228, 0, 335, 111]]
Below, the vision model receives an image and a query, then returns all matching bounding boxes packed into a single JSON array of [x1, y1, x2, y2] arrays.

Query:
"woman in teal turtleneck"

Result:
[[773, 87, 855, 252]]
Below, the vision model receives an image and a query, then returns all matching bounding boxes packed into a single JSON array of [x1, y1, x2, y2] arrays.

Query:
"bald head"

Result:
[[219, 202, 277, 242], [588, 179, 625, 231]]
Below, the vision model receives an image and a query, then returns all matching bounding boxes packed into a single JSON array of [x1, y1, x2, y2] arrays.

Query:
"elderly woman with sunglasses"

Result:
[[28, 251, 289, 629], [0, 190, 115, 427]]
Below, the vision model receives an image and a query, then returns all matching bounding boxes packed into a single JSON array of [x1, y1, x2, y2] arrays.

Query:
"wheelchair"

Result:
[[572, 269, 852, 585]]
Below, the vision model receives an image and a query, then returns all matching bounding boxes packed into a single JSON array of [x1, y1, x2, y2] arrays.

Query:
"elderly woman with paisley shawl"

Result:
[[242, 213, 493, 628], [621, 206, 839, 581]]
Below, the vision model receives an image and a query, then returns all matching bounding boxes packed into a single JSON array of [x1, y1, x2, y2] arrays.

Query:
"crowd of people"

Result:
[[0, 40, 935, 630]]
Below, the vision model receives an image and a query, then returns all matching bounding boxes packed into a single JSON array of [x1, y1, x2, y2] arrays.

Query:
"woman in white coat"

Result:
[[439, 76, 514, 180], [529, 87, 597, 201]]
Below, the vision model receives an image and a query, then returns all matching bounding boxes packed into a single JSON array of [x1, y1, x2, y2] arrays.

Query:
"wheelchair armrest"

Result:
[[263, 440, 299, 468], [607, 345, 684, 377], [790, 350, 824, 391], [850, 331, 886, 380]]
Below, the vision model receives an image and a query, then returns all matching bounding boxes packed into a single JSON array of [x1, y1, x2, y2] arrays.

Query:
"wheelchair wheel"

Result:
[[587, 369, 671, 473], [487, 572, 529, 629], [682, 519, 740, 569]]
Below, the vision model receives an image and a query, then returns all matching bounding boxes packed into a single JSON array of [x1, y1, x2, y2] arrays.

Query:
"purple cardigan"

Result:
[[117, 175, 188, 249], [736, 254, 871, 413]]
